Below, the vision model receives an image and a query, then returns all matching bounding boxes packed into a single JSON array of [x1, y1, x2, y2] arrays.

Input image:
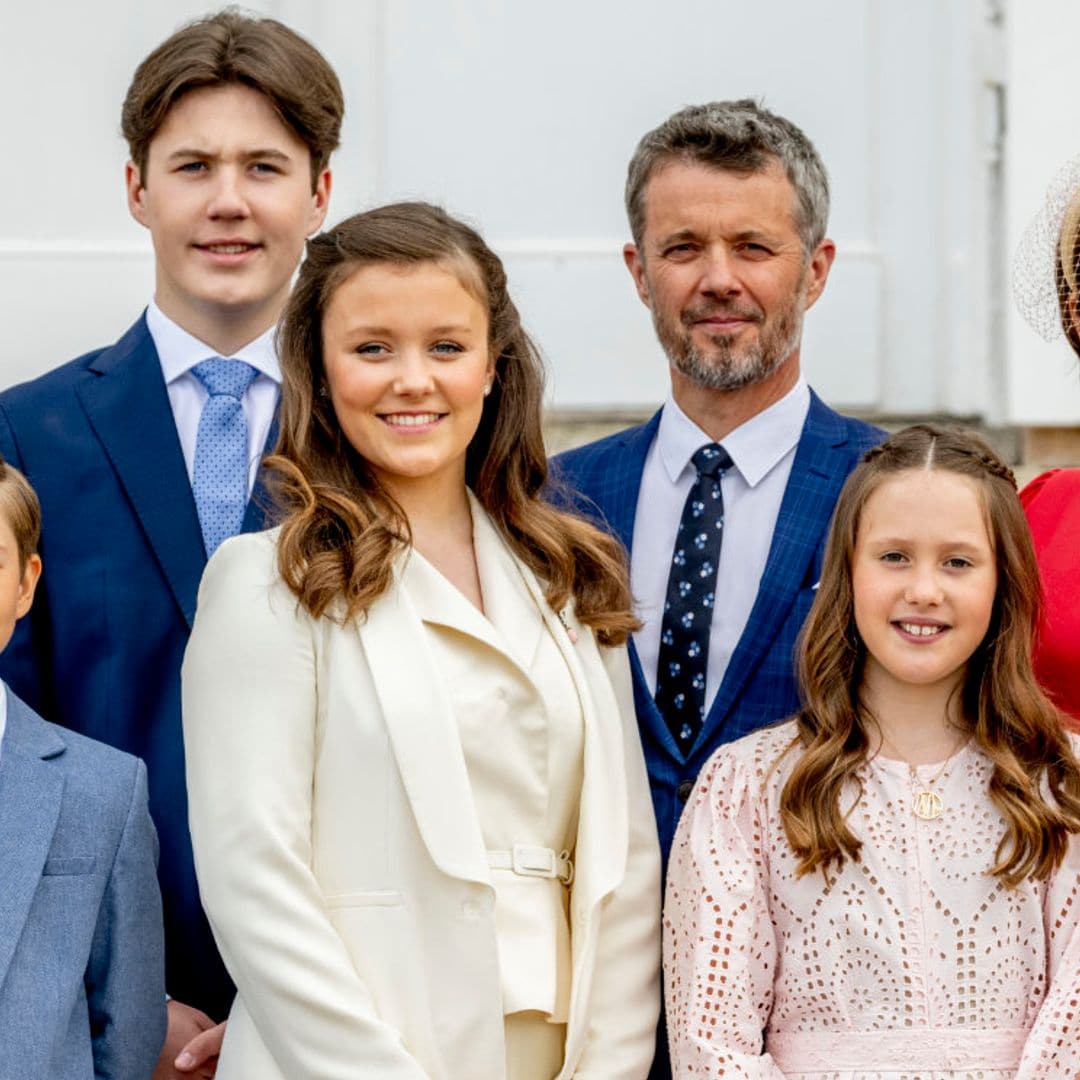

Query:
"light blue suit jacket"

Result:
[[0, 687, 166, 1079]]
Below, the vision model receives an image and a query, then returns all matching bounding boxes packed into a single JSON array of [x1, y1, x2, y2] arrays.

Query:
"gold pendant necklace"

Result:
[[909, 746, 961, 821], [911, 782, 944, 821]]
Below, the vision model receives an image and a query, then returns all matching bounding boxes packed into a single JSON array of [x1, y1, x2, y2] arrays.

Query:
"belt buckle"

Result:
[[511, 844, 557, 879]]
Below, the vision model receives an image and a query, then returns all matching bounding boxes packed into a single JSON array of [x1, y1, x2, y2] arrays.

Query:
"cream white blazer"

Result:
[[182, 517, 662, 1080]]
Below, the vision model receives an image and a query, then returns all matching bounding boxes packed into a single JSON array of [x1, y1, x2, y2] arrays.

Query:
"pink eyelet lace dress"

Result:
[[664, 722, 1080, 1079]]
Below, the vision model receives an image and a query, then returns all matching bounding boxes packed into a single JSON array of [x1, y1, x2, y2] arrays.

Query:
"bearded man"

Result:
[[554, 100, 883, 866]]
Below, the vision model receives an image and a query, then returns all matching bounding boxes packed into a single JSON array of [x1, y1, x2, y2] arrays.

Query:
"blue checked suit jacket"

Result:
[[0, 315, 277, 1020], [552, 391, 883, 862]]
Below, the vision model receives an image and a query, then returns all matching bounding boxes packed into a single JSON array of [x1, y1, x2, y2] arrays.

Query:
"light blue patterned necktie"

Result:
[[191, 359, 259, 557]]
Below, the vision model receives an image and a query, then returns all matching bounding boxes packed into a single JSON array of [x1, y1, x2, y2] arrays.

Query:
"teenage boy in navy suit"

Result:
[[0, 458, 166, 1079], [0, 12, 342, 1077]]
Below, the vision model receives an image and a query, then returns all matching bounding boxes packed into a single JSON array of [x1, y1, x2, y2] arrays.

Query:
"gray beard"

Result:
[[648, 272, 812, 390], [653, 291, 806, 391], [673, 315, 801, 389]]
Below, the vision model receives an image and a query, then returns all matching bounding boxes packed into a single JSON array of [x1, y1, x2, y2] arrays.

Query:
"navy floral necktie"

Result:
[[654, 442, 732, 751]]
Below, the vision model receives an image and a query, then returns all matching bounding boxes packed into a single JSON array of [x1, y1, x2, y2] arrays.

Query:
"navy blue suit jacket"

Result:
[[553, 391, 883, 862], [0, 315, 276, 1019]]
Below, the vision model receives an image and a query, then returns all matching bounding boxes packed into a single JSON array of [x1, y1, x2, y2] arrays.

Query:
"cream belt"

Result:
[[487, 845, 574, 885], [765, 1028, 1026, 1072]]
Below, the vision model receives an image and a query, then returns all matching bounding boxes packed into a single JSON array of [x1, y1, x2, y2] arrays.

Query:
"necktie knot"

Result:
[[692, 443, 732, 477], [192, 359, 259, 400]]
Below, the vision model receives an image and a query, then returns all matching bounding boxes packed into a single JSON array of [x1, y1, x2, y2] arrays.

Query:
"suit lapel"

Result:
[[0, 694, 65, 992], [357, 570, 490, 886], [75, 317, 205, 627], [588, 411, 659, 553], [627, 639, 684, 760], [403, 498, 542, 682], [513, 581, 628, 1042], [401, 546, 510, 662], [698, 393, 849, 747], [470, 497, 545, 668], [619, 414, 689, 761], [243, 408, 280, 534], [362, 498, 629, 910], [508, 554, 627, 914], [560, 412, 685, 760]]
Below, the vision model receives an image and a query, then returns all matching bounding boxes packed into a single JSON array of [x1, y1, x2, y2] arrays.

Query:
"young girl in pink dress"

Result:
[[664, 424, 1080, 1079]]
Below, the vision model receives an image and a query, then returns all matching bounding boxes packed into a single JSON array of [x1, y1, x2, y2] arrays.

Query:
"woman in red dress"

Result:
[[1015, 159, 1080, 729]]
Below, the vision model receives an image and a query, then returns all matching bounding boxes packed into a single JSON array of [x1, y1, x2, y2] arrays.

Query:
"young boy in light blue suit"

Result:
[[0, 458, 165, 1079]]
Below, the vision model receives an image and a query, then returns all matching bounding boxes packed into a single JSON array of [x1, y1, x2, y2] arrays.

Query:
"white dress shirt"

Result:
[[146, 301, 281, 496], [631, 378, 810, 711]]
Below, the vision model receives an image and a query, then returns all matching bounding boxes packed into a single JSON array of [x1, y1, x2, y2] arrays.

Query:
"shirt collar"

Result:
[[146, 300, 281, 386], [657, 377, 810, 489]]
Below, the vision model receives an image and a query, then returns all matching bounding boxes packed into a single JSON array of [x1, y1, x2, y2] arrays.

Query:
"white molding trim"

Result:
[[0, 243, 151, 261]]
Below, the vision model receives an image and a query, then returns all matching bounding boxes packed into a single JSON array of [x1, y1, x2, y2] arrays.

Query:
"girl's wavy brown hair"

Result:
[[265, 201, 637, 645], [780, 423, 1080, 885]]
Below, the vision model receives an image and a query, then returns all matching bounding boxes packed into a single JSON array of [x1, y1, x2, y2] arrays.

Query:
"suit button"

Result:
[[677, 780, 694, 802]]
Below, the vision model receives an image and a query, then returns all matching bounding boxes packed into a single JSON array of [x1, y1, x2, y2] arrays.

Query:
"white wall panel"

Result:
[[0, 0, 998, 419], [0, 251, 154, 369], [374, 0, 888, 410]]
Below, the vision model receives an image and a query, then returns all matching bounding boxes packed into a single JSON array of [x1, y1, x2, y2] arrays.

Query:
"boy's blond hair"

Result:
[[0, 458, 40, 573]]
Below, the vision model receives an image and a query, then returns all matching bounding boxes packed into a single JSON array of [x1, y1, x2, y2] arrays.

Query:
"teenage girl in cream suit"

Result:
[[182, 203, 662, 1080]]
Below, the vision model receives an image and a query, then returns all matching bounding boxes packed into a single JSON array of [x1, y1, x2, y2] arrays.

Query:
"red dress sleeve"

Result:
[[1021, 469, 1080, 730]]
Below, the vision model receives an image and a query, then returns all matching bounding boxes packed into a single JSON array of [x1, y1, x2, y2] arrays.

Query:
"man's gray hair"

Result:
[[625, 99, 830, 255]]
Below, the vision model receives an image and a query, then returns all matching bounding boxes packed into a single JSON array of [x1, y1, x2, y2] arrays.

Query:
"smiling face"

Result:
[[321, 260, 494, 502], [852, 468, 998, 704], [624, 158, 833, 394], [126, 82, 330, 353]]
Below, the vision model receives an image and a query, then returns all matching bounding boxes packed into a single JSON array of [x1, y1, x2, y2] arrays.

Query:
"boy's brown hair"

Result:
[[121, 9, 344, 189], [0, 458, 40, 574]]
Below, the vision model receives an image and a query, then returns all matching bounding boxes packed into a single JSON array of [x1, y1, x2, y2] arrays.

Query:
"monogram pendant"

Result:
[[912, 789, 944, 820]]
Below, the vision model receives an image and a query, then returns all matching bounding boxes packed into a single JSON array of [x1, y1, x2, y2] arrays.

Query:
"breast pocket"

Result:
[[42, 856, 97, 876]]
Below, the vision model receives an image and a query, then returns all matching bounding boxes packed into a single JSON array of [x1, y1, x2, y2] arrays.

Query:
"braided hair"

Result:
[[778, 423, 1080, 885], [861, 430, 1018, 489]]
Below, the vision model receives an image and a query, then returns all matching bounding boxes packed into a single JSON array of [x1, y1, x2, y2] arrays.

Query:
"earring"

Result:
[[318, 384, 329, 399], [482, 383, 492, 397]]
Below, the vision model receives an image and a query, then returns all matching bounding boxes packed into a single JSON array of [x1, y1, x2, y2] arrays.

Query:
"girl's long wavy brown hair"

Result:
[[780, 424, 1080, 885], [265, 201, 637, 645]]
